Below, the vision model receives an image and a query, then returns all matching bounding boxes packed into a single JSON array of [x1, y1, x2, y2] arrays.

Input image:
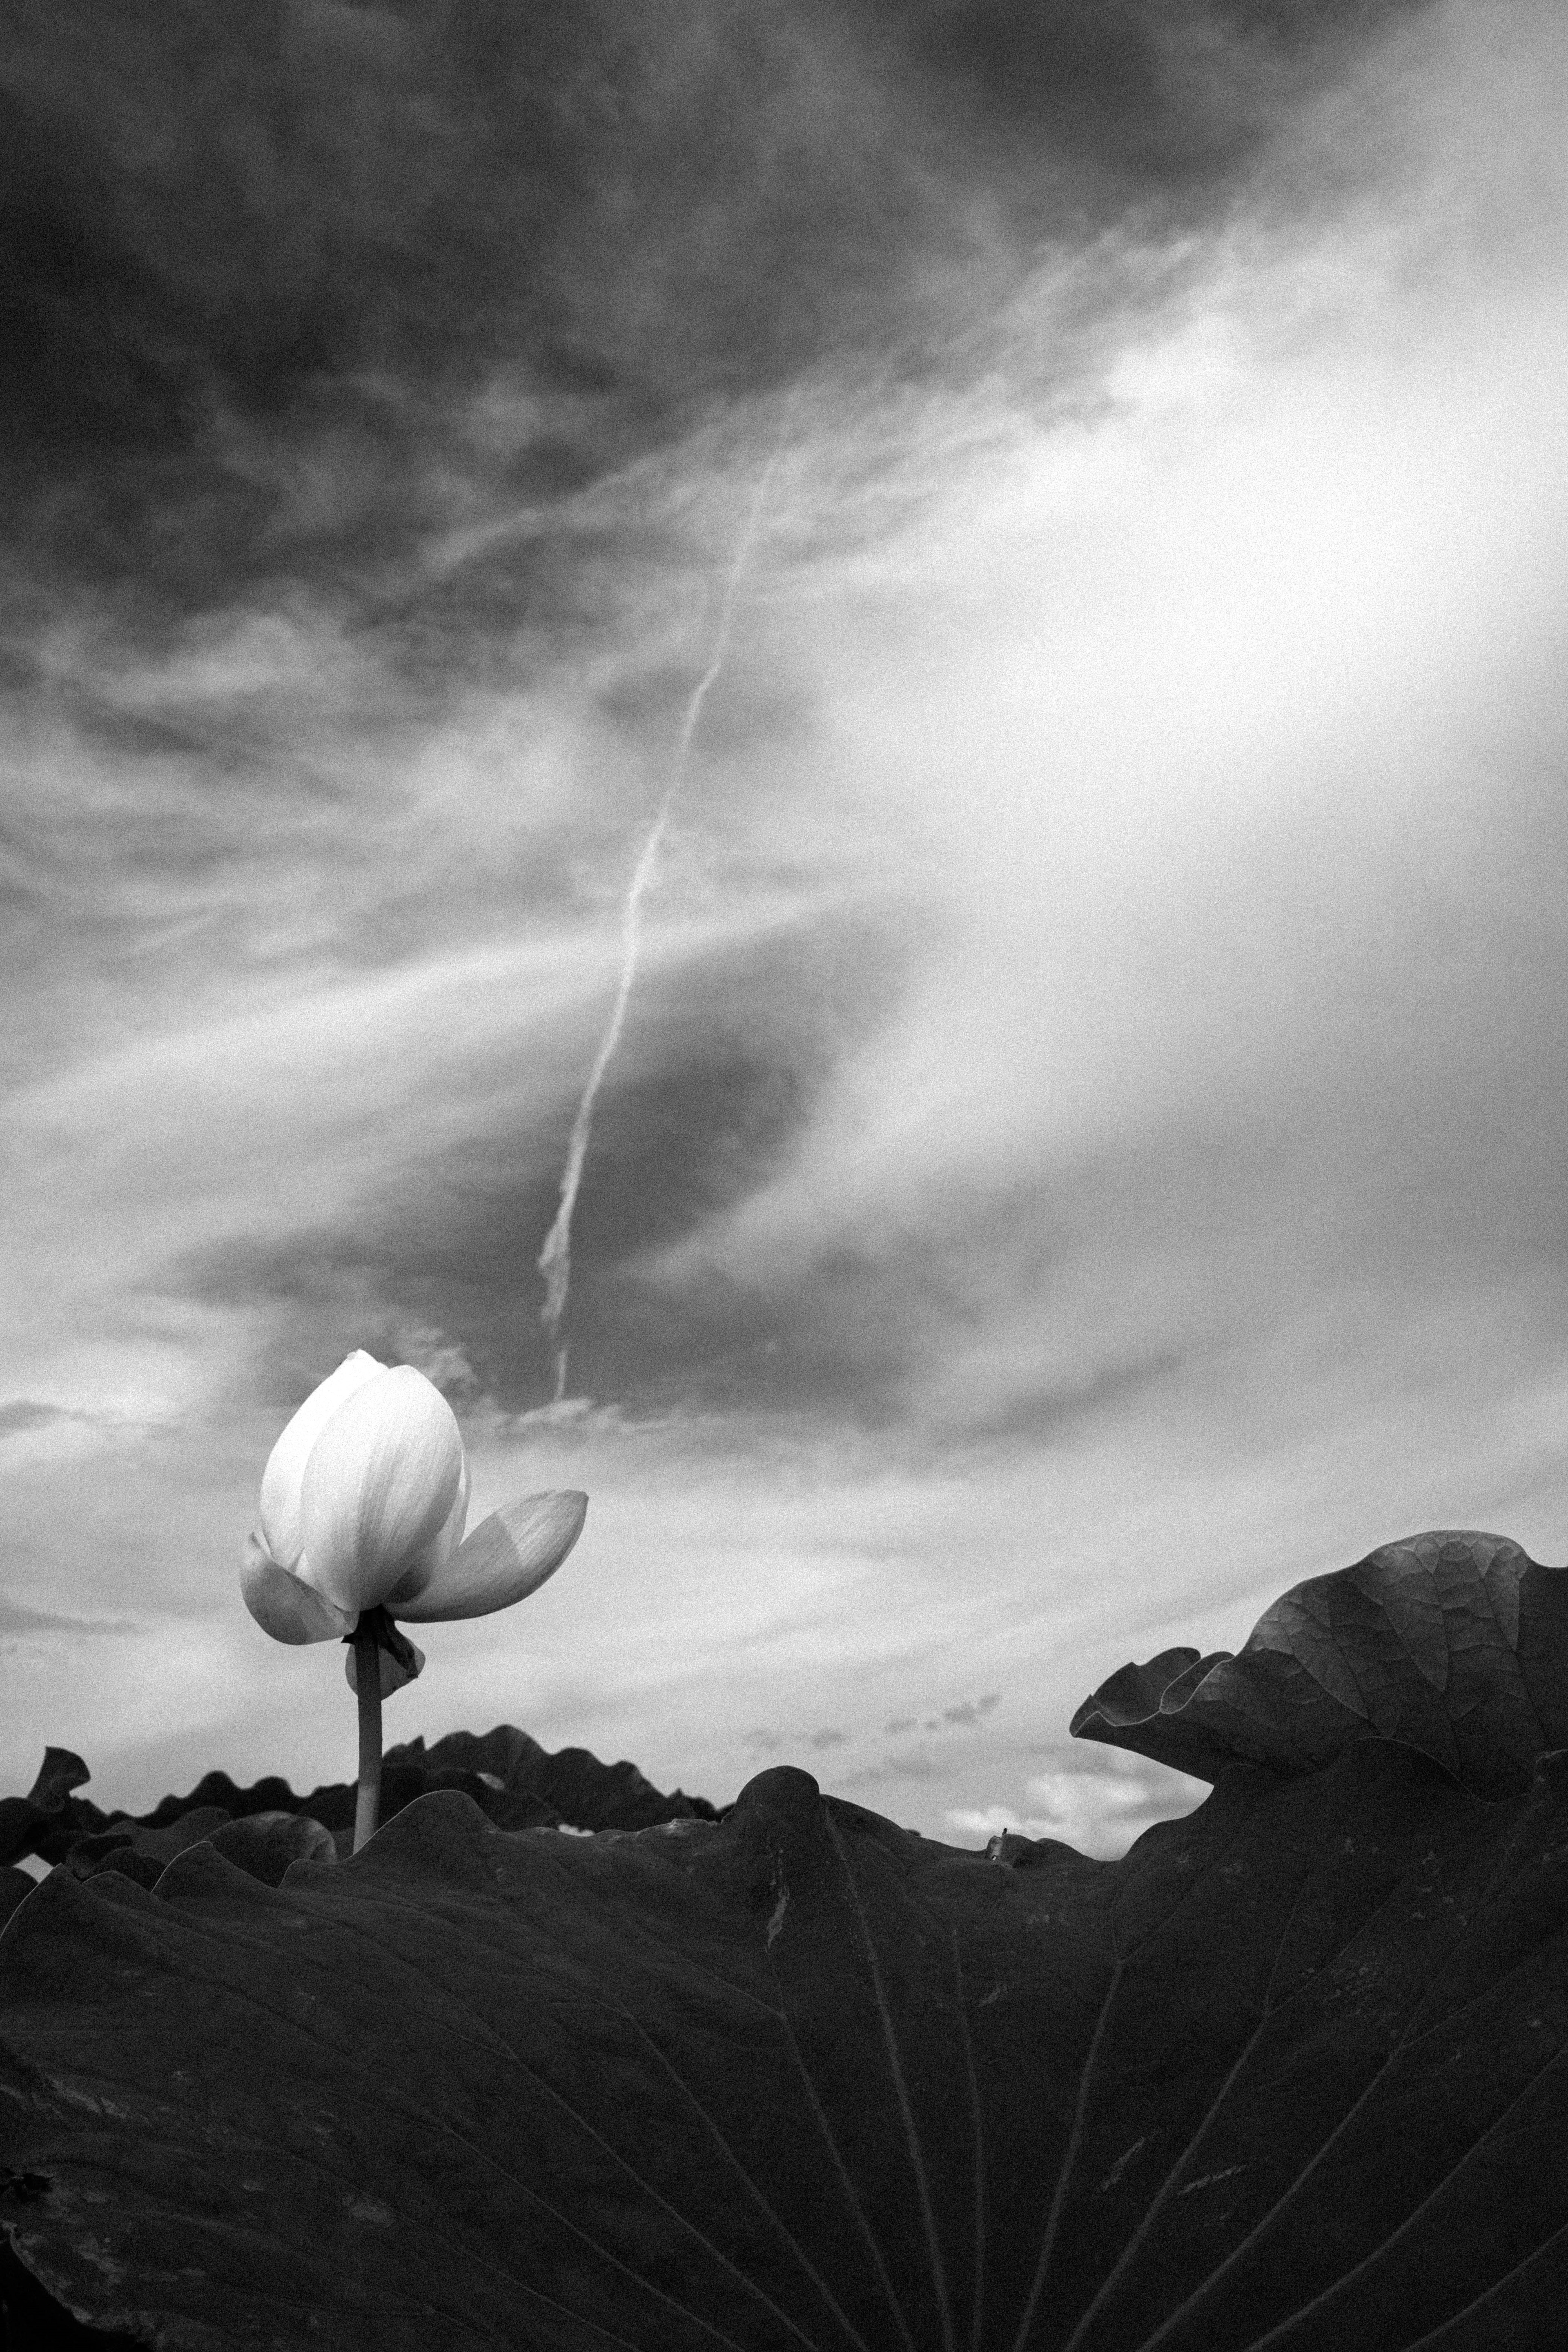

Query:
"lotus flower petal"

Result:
[[257, 1351, 386, 1570], [239, 1532, 354, 1644], [390, 1491, 588, 1622], [296, 1368, 466, 1617], [344, 1635, 426, 1699], [380, 1455, 471, 1611]]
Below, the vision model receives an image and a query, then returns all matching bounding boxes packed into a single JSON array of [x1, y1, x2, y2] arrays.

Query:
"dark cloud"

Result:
[[3, 0, 1431, 671], [177, 1044, 1197, 1431], [182, 905, 905, 1415], [0, 1400, 68, 1437], [596, 1220, 1183, 1435], [808, 1728, 848, 1750]]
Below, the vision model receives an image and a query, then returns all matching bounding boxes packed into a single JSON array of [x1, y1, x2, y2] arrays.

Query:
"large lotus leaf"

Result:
[[53, 1812, 337, 1896], [0, 1871, 38, 1933], [4, 1744, 1568, 2350], [0, 2234, 140, 2348], [1071, 1528, 1568, 1797]]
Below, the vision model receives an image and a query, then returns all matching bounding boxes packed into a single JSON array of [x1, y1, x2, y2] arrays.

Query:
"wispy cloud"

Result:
[[0, 1597, 139, 1638]]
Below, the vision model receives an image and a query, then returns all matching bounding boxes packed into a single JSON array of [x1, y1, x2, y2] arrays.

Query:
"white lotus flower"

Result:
[[241, 1351, 587, 1697]]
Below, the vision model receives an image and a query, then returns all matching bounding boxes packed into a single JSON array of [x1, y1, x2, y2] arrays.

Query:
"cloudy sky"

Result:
[[4, 0, 1567, 1853]]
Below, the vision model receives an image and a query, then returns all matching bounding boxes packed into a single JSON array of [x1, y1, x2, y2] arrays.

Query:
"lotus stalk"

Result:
[[242, 1351, 586, 1851]]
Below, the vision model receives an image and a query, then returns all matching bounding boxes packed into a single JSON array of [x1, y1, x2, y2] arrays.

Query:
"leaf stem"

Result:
[[352, 1621, 382, 1853]]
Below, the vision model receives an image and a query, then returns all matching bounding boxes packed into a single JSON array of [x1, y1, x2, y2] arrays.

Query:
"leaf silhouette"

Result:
[[3, 1739, 1567, 2348], [391, 1724, 721, 1832], [54, 1810, 338, 1895], [1071, 1529, 1568, 1797], [0, 1750, 89, 1870], [0, 1727, 715, 1879]]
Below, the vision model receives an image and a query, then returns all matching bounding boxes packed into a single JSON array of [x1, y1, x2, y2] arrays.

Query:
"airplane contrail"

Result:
[[537, 421, 795, 1403]]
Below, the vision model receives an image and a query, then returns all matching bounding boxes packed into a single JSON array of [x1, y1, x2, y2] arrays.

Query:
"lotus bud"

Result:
[[241, 1351, 588, 1849]]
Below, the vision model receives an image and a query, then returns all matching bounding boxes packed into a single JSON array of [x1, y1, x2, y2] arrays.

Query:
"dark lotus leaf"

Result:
[[17, 1752, 89, 1820], [0, 2234, 141, 2348], [4, 1746, 1568, 2349], [296, 1760, 561, 1845], [0, 1725, 715, 1883], [1072, 1528, 1568, 1797], [0, 1870, 38, 1933], [0, 1814, 337, 1924], [205, 1811, 336, 1887], [0, 1751, 92, 1869], [136, 1771, 306, 1830], [392, 1724, 721, 1828], [22, 1803, 115, 1870], [80, 1729, 707, 1845], [58, 1810, 236, 1892]]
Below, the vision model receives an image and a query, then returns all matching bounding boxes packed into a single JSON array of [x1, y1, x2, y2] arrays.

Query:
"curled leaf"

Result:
[[1072, 1528, 1568, 1797], [0, 1751, 90, 1872]]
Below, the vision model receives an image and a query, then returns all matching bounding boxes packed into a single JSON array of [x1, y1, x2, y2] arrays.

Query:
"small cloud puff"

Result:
[[895, 1692, 1004, 1735], [946, 1747, 1207, 1861], [941, 1692, 1001, 1728], [385, 1323, 486, 1405]]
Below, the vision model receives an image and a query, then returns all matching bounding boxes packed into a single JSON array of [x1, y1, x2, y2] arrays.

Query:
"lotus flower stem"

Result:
[[352, 1619, 383, 1853]]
